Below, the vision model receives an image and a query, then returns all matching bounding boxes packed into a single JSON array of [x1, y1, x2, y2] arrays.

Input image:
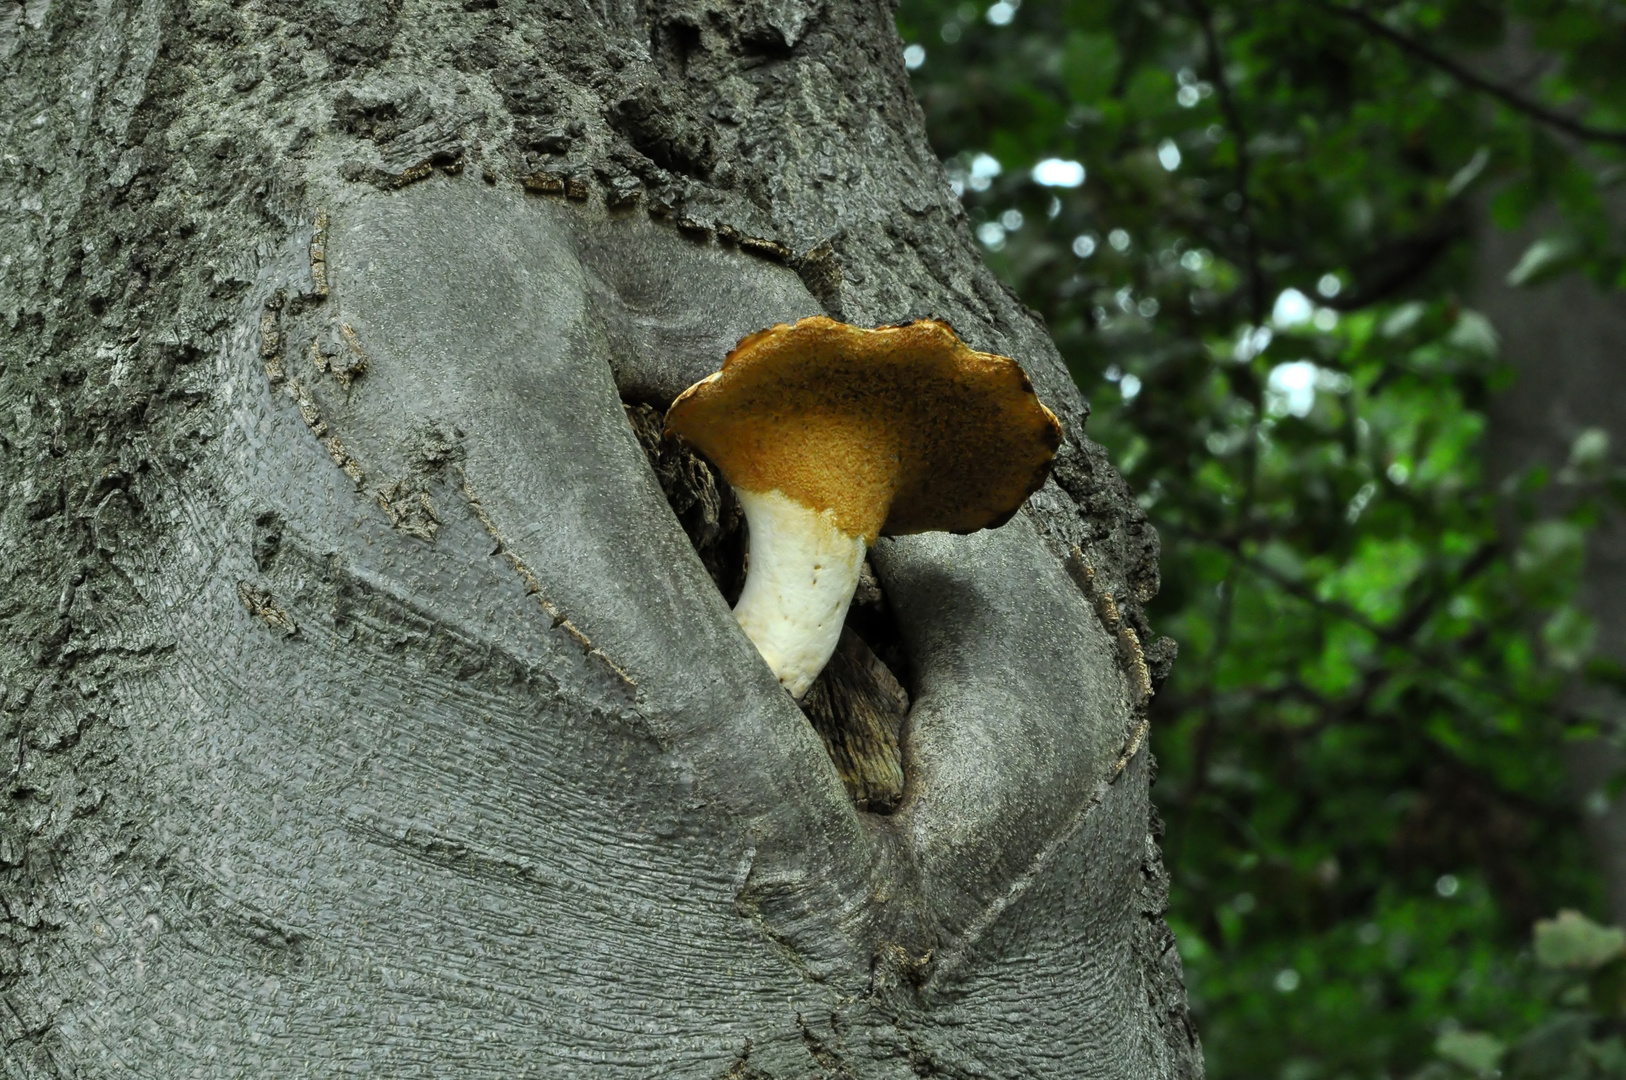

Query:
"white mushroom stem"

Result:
[[731, 488, 868, 699]]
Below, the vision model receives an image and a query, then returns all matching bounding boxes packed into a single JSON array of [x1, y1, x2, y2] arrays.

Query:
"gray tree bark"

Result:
[[0, 1, 1199, 1075]]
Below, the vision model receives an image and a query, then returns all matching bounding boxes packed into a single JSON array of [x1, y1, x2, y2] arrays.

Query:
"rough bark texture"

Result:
[[0, 0, 1199, 1075]]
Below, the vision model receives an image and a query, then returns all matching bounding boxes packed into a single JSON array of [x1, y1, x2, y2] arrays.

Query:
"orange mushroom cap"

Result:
[[665, 316, 1062, 542]]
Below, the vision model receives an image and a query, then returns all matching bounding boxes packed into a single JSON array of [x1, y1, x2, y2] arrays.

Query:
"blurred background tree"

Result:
[[890, 0, 1626, 1075]]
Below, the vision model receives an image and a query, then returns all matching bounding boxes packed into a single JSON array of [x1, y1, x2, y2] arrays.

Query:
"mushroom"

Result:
[[666, 315, 1062, 698]]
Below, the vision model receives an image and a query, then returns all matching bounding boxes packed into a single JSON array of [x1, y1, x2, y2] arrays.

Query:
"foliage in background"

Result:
[[893, 0, 1626, 1075], [1423, 911, 1626, 1079]]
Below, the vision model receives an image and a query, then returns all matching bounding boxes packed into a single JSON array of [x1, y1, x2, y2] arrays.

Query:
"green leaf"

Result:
[[1436, 1030, 1507, 1075], [1543, 606, 1597, 673], [1506, 234, 1586, 288], [1445, 310, 1500, 358], [1060, 31, 1119, 104], [1534, 911, 1626, 971], [1568, 428, 1611, 471], [1444, 147, 1491, 200], [1380, 302, 1426, 339]]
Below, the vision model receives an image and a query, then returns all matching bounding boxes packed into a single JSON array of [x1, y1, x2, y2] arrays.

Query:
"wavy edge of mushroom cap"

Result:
[[666, 315, 1062, 698]]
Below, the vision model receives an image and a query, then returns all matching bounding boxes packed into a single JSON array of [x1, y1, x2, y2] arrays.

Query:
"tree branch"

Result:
[[1324, 2, 1626, 148], [1327, 215, 1469, 313], [1189, 0, 1269, 326], [1174, 1, 1273, 858]]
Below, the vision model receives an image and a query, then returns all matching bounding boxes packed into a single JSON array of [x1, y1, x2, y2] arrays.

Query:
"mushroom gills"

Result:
[[731, 487, 867, 699]]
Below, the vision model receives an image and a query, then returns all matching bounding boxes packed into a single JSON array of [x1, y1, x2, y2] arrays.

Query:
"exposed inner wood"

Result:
[[797, 626, 908, 812], [625, 402, 748, 604]]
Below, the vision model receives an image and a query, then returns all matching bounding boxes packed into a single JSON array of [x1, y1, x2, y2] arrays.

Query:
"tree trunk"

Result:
[[1469, 30, 1626, 930], [1478, 215, 1626, 926], [0, 1, 1199, 1075]]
